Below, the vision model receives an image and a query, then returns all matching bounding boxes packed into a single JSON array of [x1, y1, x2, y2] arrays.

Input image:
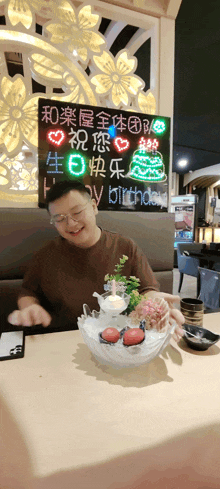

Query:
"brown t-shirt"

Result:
[[19, 229, 159, 328]]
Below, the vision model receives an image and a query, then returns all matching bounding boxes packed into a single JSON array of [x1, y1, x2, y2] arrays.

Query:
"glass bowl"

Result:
[[77, 303, 175, 369], [96, 290, 130, 316]]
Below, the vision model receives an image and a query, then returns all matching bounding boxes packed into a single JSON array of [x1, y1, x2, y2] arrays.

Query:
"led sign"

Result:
[[47, 129, 66, 146], [38, 99, 170, 211], [113, 137, 130, 152]]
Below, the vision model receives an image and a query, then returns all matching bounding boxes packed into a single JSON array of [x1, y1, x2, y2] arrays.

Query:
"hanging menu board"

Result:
[[38, 99, 170, 211]]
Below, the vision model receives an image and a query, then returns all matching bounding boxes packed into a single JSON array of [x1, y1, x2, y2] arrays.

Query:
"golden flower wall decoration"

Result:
[[30, 53, 86, 104], [0, 0, 156, 204], [138, 90, 156, 114], [0, 52, 5, 73], [0, 153, 10, 187], [0, 152, 37, 192], [45, 3, 106, 63], [91, 50, 144, 107], [2, 0, 57, 29], [12, 165, 37, 191], [0, 75, 45, 154]]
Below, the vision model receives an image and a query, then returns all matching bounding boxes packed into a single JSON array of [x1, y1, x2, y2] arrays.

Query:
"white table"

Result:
[[1, 313, 220, 489]]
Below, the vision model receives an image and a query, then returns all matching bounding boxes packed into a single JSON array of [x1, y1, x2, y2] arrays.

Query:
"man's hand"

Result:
[[145, 291, 185, 342], [7, 305, 52, 328]]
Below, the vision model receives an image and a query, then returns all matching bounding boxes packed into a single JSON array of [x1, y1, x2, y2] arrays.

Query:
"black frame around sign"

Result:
[[38, 99, 170, 211]]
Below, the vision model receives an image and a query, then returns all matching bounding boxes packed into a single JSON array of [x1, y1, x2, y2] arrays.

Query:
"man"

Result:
[[8, 181, 184, 340]]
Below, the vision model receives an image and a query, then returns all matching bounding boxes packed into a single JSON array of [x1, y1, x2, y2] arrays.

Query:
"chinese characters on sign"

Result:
[[38, 99, 170, 210]]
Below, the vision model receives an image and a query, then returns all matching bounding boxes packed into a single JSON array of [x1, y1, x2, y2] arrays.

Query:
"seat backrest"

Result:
[[177, 243, 204, 255], [97, 211, 175, 272], [0, 208, 58, 280], [176, 243, 203, 266], [199, 267, 220, 309]]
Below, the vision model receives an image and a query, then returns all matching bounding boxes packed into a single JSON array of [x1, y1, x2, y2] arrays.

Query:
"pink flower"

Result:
[[129, 298, 168, 330]]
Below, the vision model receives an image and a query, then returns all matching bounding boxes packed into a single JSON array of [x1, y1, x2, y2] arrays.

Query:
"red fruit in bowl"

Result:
[[101, 328, 120, 343], [123, 328, 145, 346]]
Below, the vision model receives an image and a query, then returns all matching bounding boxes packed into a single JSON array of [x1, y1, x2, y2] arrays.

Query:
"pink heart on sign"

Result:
[[47, 129, 65, 146], [113, 137, 130, 152]]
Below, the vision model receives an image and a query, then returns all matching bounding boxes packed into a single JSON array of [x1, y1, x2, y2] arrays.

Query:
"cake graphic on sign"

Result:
[[127, 137, 167, 182]]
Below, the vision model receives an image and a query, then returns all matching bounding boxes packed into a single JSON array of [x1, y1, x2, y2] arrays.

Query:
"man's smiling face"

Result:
[[49, 190, 101, 248]]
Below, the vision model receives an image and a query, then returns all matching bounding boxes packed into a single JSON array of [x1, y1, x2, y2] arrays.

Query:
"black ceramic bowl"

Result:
[[183, 324, 220, 351]]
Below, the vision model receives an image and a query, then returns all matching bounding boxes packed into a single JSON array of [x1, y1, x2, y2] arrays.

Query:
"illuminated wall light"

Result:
[[73, 50, 78, 57], [113, 137, 130, 152], [214, 229, 220, 243], [68, 153, 86, 176], [47, 129, 66, 147], [178, 159, 188, 168], [199, 228, 203, 243], [152, 119, 166, 134], [204, 227, 212, 244]]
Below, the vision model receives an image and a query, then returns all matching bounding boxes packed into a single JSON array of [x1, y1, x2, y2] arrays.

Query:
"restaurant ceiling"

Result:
[[173, 0, 220, 175], [94, 0, 182, 19], [191, 176, 220, 189]]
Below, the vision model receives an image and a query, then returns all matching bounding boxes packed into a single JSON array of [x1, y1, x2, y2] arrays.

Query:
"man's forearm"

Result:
[[18, 296, 40, 310], [141, 289, 160, 298]]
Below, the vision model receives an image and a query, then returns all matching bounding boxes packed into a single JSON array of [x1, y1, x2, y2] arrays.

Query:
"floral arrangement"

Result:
[[104, 255, 142, 314], [104, 255, 168, 328], [129, 297, 169, 330]]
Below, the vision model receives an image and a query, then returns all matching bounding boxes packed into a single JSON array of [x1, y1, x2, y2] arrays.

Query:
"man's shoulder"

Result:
[[33, 236, 62, 257], [102, 229, 136, 249]]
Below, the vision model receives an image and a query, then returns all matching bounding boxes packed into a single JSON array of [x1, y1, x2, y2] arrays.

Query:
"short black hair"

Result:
[[45, 180, 91, 210]]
